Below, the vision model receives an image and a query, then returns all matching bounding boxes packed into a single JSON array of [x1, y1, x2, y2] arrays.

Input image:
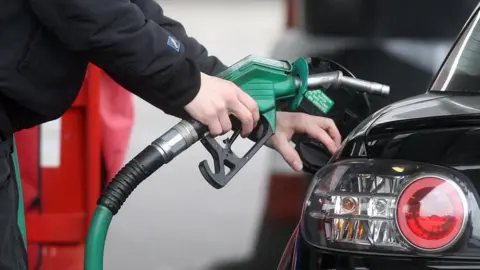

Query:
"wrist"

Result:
[[161, 58, 201, 117], [165, 58, 202, 107]]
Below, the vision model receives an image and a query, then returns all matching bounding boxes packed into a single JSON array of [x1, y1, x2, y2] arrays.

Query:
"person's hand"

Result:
[[267, 112, 342, 172], [185, 73, 260, 137]]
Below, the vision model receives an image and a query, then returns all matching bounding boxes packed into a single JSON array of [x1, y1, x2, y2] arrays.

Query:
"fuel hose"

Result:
[[84, 120, 207, 270]]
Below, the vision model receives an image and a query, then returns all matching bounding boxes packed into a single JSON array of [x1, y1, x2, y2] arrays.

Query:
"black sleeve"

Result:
[[131, 0, 228, 75], [28, 0, 202, 117]]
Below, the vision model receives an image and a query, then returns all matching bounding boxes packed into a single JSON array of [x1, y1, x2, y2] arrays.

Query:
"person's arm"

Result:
[[131, 0, 228, 75], [28, 0, 200, 117]]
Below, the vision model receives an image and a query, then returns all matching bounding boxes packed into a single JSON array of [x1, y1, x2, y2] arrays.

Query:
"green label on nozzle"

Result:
[[304, 90, 334, 114]]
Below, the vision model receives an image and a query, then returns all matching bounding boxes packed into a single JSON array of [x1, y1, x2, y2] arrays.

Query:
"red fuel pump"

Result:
[[14, 64, 134, 269]]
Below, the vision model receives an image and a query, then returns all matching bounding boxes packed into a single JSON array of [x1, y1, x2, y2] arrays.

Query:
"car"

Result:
[[211, 1, 479, 269], [278, 2, 480, 269]]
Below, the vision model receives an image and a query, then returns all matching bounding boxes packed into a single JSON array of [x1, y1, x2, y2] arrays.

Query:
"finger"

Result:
[[318, 119, 342, 146], [229, 100, 254, 137], [236, 90, 260, 126], [270, 137, 303, 172], [306, 125, 338, 154], [208, 117, 223, 136], [218, 109, 232, 134]]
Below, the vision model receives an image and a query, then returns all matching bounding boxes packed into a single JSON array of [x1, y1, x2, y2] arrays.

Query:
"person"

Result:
[[0, 0, 341, 268]]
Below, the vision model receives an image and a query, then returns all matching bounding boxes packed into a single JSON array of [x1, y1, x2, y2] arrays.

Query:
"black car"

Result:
[[211, 1, 480, 270], [278, 3, 480, 269]]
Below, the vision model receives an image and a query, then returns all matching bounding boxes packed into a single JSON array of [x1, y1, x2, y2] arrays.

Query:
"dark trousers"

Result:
[[0, 138, 28, 270]]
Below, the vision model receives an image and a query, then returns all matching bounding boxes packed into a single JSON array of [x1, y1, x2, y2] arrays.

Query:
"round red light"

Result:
[[396, 176, 467, 251]]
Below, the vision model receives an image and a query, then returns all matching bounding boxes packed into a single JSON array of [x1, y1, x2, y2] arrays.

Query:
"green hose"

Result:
[[83, 123, 176, 269], [12, 138, 27, 247], [85, 205, 113, 270]]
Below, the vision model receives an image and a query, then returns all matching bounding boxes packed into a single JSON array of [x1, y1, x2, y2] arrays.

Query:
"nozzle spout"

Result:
[[339, 76, 390, 97], [298, 71, 390, 97], [306, 71, 343, 90]]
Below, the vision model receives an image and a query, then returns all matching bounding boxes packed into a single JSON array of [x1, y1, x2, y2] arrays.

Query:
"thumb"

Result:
[[271, 137, 303, 172]]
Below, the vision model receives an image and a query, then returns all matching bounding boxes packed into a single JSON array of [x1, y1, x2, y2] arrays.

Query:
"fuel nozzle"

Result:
[[298, 71, 390, 97]]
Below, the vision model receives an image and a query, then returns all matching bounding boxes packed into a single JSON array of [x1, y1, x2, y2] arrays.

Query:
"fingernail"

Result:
[[293, 161, 303, 171]]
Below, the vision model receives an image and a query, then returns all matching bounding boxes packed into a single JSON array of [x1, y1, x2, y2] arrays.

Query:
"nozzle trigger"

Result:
[[198, 117, 274, 189]]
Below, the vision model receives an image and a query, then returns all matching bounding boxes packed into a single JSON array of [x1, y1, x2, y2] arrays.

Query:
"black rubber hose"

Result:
[[97, 119, 207, 215], [98, 145, 166, 215]]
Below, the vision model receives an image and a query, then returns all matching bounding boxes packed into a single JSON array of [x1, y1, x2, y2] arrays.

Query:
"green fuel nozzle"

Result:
[[214, 55, 306, 132], [215, 55, 390, 133], [195, 55, 390, 188]]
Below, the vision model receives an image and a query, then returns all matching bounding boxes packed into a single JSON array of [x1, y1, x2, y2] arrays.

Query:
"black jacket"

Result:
[[0, 0, 226, 137]]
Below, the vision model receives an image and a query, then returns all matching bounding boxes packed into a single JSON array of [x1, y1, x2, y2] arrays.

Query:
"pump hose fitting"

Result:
[[85, 119, 207, 270], [99, 119, 206, 214]]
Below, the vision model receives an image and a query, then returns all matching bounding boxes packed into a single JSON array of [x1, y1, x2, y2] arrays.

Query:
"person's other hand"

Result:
[[185, 73, 260, 137], [267, 112, 342, 172]]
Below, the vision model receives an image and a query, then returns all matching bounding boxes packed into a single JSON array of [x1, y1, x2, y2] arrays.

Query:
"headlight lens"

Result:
[[301, 159, 477, 256]]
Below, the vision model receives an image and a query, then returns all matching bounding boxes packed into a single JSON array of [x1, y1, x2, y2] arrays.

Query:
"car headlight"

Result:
[[301, 158, 480, 257]]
